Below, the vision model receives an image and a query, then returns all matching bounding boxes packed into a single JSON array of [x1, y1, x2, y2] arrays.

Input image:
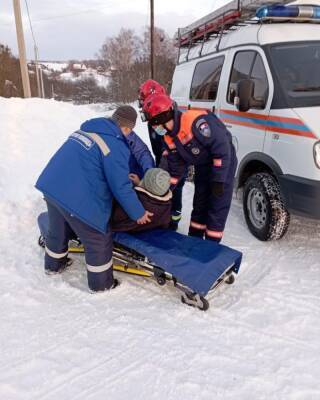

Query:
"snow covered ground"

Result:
[[40, 62, 69, 72], [39, 62, 110, 88], [0, 98, 319, 400], [59, 70, 110, 88]]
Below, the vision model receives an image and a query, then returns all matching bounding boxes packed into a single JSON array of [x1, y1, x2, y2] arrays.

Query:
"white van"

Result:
[[171, 1, 320, 241]]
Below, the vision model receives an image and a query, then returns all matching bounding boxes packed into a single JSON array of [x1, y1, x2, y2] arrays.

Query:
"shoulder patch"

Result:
[[197, 119, 211, 138], [69, 131, 94, 150]]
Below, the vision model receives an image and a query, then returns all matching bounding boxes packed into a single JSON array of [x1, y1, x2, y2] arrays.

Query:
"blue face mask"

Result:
[[154, 125, 167, 136]]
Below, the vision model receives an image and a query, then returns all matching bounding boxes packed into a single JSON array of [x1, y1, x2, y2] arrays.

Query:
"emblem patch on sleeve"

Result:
[[196, 118, 211, 138], [213, 159, 222, 167]]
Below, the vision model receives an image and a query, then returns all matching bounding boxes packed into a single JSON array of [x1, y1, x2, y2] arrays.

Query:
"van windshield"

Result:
[[269, 42, 320, 108]]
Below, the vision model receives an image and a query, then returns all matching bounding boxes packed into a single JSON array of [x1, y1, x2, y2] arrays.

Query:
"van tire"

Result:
[[243, 173, 290, 241]]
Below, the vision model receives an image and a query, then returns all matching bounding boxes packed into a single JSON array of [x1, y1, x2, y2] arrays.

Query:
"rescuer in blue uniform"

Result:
[[35, 106, 153, 292], [143, 94, 238, 242]]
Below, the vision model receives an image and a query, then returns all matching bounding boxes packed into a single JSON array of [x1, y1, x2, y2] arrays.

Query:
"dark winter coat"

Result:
[[111, 186, 172, 232]]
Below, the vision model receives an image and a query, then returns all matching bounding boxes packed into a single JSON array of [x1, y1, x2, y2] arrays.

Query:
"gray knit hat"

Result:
[[111, 105, 137, 130], [139, 168, 171, 196]]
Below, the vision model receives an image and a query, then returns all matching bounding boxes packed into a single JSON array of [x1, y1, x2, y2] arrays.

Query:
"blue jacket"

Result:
[[35, 118, 145, 233], [127, 131, 155, 178]]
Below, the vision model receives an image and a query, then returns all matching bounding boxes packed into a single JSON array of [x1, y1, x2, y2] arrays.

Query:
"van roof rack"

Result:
[[175, 0, 292, 48]]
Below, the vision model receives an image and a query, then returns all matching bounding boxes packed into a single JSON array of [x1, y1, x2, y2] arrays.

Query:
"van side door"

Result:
[[218, 47, 272, 169], [187, 54, 226, 113]]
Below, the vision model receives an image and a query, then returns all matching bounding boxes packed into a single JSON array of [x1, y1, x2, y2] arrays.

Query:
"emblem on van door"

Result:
[[192, 147, 200, 155]]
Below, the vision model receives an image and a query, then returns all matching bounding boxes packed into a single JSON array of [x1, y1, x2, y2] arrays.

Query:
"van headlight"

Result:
[[314, 141, 320, 169]]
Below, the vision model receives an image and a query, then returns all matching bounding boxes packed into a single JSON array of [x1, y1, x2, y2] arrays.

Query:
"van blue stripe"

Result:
[[219, 112, 310, 132]]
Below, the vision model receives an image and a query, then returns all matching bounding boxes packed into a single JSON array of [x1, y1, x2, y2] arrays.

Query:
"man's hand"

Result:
[[137, 210, 154, 224], [129, 173, 141, 186]]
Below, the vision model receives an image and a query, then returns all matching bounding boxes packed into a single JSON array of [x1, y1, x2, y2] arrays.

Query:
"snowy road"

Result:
[[0, 98, 319, 400]]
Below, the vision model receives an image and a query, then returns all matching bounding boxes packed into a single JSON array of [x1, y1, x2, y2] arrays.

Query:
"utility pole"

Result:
[[150, 0, 154, 79], [13, 0, 31, 98], [40, 66, 45, 98], [34, 45, 41, 97]]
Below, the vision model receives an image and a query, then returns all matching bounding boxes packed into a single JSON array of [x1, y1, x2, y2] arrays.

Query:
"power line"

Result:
[[1, 8, 101, 27], [24, 0, 44, 97], [24, 0, 36, 46]]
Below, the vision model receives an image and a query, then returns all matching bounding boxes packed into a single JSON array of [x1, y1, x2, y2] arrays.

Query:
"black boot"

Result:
[[45, 257, 73, 275], [111, 278, 120, 289]]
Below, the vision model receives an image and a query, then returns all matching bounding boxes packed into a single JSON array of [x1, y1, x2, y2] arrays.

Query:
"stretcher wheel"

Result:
[[38, 235, 45, 248], [156, 277, 166, 286], [197, 297, 209, 311], [181, 294, 209, 311], [225, 274, 235, 285]]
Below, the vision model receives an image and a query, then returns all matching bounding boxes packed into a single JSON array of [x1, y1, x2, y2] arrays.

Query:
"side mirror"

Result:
[[234, 79, 265, 112]]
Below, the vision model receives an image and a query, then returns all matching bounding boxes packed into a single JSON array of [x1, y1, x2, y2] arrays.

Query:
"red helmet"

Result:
[[138, 80, 166, 107], [143, 93, 174, 126]]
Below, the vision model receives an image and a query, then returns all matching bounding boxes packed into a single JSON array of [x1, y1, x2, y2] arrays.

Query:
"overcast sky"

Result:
[[0, 0, 228, 60]]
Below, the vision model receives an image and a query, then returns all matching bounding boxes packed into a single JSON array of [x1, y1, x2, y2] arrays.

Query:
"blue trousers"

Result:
[[188, 158, 237, 242], [45, 199, 114, 291]]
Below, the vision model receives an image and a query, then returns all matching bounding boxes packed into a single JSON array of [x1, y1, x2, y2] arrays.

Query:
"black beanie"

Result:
[[111, 105, 137, 130]]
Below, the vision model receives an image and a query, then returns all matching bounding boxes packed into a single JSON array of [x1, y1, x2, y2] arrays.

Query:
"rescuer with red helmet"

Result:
[[138, 79, 166, 109], [138, 80, 186, 231], [143, 93, 238, 242], [138, 80, 167, 165]]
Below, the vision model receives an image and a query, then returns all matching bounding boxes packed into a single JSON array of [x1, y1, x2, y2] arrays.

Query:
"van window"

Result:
[[268, 41, 320, 108], [228, 51, 269, 108], [190, 56, 224, 101]]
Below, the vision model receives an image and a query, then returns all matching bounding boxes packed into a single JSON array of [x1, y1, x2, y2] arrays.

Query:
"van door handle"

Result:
[[225, 123, 233, 129]]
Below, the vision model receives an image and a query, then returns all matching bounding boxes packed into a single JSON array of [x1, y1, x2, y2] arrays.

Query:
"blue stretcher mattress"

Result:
[[38, 212, 242, 296]]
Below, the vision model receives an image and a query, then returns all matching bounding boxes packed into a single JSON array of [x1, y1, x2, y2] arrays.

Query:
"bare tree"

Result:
[[141, 26, 176, 63], [0, 44, 23, 97], [99, 27, 177, 102], [99, 28, 142, 102]]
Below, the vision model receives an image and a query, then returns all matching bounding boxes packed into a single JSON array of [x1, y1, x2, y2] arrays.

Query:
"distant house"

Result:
[[72, 63, 87, 72]]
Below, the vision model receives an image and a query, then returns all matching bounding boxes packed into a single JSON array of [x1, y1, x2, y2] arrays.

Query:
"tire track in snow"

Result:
[[34, 340, 152, 400]]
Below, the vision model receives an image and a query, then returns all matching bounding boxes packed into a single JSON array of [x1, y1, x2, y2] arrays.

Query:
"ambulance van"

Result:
[[171, 0, 320, 241]]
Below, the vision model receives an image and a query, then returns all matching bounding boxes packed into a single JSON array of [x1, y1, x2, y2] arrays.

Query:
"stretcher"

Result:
[[38, 212, 242, 311]]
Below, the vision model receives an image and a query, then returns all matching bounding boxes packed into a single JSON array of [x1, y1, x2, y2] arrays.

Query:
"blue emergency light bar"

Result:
[[256, 4, 320, 20]]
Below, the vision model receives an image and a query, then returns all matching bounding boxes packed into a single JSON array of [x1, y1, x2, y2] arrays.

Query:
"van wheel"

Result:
[[243, 173, 290, 241]]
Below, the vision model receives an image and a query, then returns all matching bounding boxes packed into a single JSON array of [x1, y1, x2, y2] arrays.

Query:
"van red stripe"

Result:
[[220, 108, 305, 125], [178, 105, 317, 139], [266, 125, 316, 138], [221, 117, 316, 139]]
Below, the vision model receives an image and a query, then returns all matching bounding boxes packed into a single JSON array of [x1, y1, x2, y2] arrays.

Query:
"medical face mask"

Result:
[[154, 125, 167, 136]]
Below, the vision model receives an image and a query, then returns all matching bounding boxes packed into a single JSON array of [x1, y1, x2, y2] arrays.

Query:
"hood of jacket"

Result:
[[80, 117, 124, 139]]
